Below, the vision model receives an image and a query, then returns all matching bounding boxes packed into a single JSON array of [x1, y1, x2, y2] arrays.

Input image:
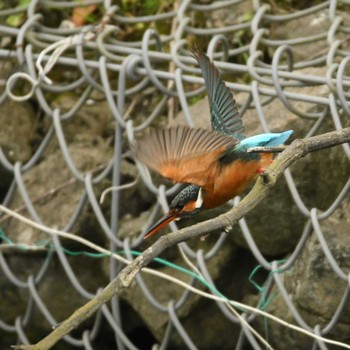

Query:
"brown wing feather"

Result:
[[133, 126, 238, 188]]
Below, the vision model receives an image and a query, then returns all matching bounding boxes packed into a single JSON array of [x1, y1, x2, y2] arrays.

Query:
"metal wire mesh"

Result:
[[0, 0, 350, 349]]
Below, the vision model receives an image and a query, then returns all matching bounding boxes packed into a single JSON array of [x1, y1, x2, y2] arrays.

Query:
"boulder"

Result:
[[121, 236, 270, 349], [0, 98, 37, 194], [269, 10, 350, 63], [2, 142, 112, 245], [247, 197, 350, 348]]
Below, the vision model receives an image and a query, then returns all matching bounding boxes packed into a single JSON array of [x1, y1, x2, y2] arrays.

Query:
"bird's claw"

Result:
[[258, 168, 270, 184]]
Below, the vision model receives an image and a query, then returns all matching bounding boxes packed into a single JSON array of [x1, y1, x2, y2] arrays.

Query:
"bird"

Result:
[[133, 49, 293, 239]]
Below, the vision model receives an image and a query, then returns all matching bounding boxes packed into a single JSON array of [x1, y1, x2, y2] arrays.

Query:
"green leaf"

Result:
[[6, 13, 25, 27]]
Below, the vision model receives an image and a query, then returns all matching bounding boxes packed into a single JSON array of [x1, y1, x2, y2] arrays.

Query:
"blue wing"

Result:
[[193, 48, 244, 139], [235, 130, 293, 151]]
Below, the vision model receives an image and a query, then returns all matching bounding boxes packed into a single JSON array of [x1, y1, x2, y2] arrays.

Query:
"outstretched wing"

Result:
[[133, 126, 238, 189], [192, 48, 244, 138]]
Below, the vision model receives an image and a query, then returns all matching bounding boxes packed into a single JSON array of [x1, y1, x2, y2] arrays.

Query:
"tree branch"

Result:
[[12, 127, 350, 350]]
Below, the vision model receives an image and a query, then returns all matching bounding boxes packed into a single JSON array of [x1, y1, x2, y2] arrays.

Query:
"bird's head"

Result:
[[144, 185, 204, 239]]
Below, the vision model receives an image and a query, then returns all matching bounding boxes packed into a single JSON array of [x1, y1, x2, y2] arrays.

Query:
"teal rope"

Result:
[[0, 228, 225, 298], [0, 226, 286, 321]]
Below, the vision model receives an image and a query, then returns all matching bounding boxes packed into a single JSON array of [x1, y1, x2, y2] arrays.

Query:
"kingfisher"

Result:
[[133, 49, 293, 239]]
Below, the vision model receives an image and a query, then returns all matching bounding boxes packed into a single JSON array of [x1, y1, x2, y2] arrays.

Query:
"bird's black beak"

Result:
[[144, 211, 179, 239]]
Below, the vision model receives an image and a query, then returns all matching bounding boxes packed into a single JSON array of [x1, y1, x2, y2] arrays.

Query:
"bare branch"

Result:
[[12, 127, 350, 350]]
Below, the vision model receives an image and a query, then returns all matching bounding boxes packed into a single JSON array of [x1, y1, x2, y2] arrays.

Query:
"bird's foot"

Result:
[[258, 168, 270, 184]]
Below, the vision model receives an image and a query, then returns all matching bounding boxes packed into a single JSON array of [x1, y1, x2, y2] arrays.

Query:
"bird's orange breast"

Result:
[[202, 153, 272, 209]]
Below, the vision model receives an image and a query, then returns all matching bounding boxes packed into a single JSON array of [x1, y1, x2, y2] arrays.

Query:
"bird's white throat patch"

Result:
[[195, 188, 204, 209]]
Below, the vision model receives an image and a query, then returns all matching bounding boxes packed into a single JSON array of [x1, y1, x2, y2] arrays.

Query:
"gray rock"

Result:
[[248, 198, 350, 348], [0, 252, 108, 342], [0, 140, 113, 340], [118, 210, 151, 240], [0, 98, 37, 192], [3, 142, 112, 245], [121, 237, 268, 349], [268, 10, 350, 63], [0, 98, 35, 163]]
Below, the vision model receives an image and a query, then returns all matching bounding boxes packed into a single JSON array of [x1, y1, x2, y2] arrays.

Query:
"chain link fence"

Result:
[[0, 0, 350, 349]]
